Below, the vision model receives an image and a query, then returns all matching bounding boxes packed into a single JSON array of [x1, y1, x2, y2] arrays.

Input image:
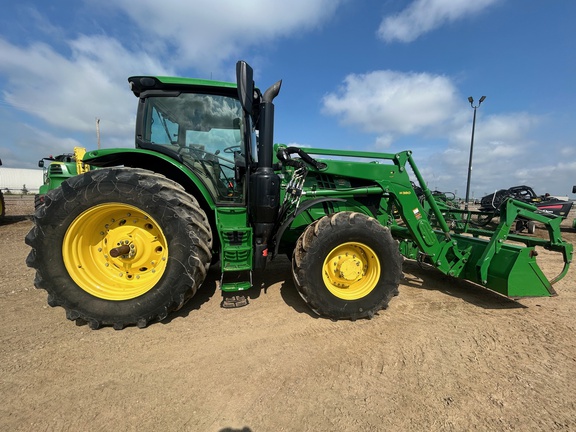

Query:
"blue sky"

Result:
[[0, 0, 575, 199]]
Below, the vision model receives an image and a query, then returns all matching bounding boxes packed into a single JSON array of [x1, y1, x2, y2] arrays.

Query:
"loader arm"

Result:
[[285, 146, 572, 299]]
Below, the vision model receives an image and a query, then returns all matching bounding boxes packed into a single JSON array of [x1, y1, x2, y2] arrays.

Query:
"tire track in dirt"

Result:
[[3, 219, 576, 431]]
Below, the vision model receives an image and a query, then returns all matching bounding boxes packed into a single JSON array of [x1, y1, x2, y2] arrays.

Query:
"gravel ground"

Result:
[[2, 194, 575, 432]]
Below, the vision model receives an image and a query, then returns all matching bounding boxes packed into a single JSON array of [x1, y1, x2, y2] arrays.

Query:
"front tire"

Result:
[[25, 168, 212, 329], [292, 212, 402, 320]]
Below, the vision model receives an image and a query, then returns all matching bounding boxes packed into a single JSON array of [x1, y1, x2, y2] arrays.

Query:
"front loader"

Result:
[[26, 61, 573, 329]]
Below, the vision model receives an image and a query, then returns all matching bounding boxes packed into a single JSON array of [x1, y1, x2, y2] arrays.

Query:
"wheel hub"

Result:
[[322, 242, 380, 300], [63, 203, 168, 300], [109, 241, 135, 258], [335, 256, 364, 282]]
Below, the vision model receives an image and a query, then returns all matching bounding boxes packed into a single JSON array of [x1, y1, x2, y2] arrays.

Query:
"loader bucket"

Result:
[[491, 247, 556, 298], [452, 234, 560, 297], [451, 198, 572, 298], [391, 195, 574, 299]]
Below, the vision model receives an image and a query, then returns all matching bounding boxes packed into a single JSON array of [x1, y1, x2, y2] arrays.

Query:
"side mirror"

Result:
[[38, 159, 45, 168], [572, 185, 576, 194], [236, 60, 254, 114]]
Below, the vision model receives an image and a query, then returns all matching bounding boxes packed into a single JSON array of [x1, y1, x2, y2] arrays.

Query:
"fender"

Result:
[[83, 147, 217, 211]]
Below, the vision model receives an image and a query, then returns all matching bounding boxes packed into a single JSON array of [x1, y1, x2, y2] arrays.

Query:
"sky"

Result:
[[0, 0, 575, 199]]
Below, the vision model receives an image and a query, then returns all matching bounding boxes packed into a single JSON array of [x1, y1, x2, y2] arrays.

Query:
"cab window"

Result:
[[143, 93, 246, 204]]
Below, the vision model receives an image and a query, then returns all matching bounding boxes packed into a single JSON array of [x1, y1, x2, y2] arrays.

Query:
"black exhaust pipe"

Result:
[[236, 61, 283, 269], [250, 80, 282, 269], [257, 80, 282, 169]]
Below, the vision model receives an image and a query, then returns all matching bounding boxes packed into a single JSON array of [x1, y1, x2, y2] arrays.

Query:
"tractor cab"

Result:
[[130, 77, 249, 205]]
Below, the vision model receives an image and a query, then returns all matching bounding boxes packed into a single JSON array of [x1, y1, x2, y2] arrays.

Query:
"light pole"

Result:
[[464, 95, 486, 211]]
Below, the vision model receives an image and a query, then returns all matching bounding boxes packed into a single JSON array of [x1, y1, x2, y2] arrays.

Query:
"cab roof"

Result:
[[128, 75, 237, 97]]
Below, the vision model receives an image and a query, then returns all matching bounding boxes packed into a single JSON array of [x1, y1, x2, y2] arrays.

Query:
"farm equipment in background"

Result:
[[480, 185, 573, 217], [573, 185, 576, 230], [479, 185, 574, 233], [35, 147, 90, 209], [410, 182, 463, 228], [25, 61, 574, 330]]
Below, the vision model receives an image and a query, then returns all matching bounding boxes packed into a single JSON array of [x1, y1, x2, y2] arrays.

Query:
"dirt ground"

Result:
[[1, 195, 575, 432]]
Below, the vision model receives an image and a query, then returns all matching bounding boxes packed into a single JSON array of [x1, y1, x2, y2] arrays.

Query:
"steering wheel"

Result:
[[223, 145, 242, 154]]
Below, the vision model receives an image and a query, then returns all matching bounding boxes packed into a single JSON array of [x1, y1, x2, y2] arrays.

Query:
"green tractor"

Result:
[[26, 61, 573, 329], [35, 147, 90, 209]]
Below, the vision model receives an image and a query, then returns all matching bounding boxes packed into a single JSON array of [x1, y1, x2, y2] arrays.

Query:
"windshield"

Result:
[[141, 93, 245, 204]]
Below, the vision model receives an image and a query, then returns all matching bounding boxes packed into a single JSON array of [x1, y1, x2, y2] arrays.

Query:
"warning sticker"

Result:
[[413, 208, 421, 220]]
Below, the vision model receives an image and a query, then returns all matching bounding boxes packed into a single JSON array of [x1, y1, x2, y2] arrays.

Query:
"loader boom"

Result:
[[275, 146, 572, 298]]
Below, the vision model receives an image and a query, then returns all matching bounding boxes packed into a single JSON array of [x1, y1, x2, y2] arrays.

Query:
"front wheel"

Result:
[[26, 168, 213, 329], [292, 212, 402, 320]]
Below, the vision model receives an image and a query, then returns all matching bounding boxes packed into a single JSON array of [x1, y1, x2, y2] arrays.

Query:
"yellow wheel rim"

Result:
[[322, 242, 381, 300], [63, 203, 168, 301]]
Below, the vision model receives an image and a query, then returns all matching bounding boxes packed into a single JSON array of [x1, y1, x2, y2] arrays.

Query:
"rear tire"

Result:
[[25, 168, 212, 329], [34, 194, 43, 210], [292, 212, 402, 320]]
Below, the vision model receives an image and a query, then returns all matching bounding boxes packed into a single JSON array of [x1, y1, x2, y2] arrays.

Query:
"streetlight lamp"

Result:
[[464, 95, 486, 211]]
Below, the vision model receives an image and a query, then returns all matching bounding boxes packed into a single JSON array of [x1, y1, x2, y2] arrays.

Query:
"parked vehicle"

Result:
[[479, 185, 573, 233], [35, 147, 90, 209], [25, 62, 573, 329], [480, 185, 573, 218]]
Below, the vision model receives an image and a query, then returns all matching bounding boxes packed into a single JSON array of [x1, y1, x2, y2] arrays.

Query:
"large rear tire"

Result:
[[34, 194, 43, 210], [292, 212, 402, 320], [25, 168, 212, 329]]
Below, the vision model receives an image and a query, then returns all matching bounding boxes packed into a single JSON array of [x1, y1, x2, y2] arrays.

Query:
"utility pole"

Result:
[[465, 96, 486, 211], [96, 118, 101, 149]]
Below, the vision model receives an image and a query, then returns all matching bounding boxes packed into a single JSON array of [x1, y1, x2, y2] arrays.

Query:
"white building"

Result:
[[0, 167, 44, 194]]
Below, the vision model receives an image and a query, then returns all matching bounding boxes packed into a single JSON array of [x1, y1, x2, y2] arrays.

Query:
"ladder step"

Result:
[[220, 281, 252, 292]]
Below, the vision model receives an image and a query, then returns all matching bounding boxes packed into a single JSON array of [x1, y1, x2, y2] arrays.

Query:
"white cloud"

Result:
[[378, 0, 501, 43], [0, 119, 85, 168], [431, 112, 548, 196], [0, 1, 347, 166], [322, 70, 458, 137], [375, 134, 394, 149], [0, 36, 169, 138], [103, 0, 345, 73], [447, 112, 540, 164], [320, 68, 573, 196], [513, 160, 576, 196], [560, 146, 576, 157]]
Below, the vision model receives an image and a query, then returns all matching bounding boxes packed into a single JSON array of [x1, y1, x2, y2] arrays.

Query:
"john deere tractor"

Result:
[[35, 147, 90, 209], [26, 61, 573, 329]]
